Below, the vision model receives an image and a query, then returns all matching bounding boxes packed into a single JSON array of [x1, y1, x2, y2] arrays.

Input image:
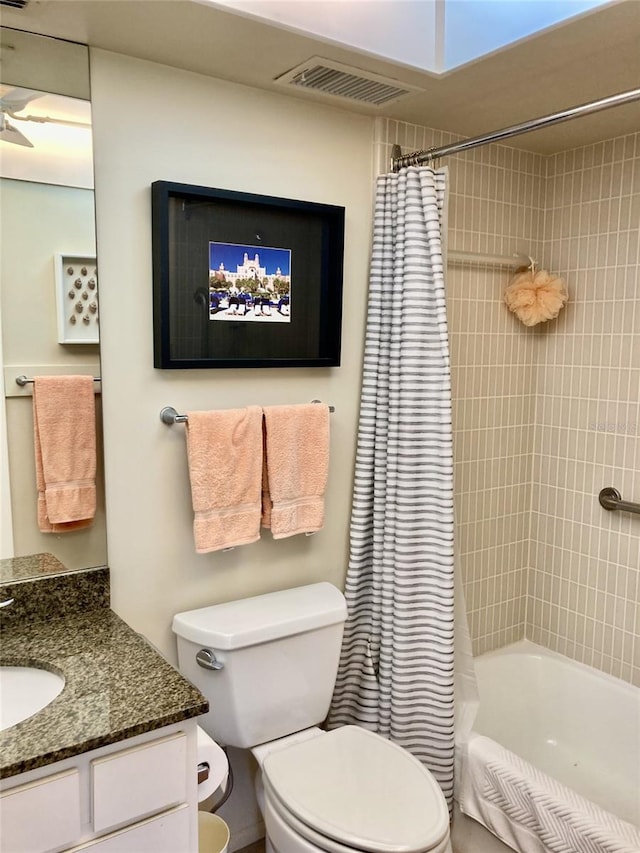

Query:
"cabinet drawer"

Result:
[[0, 768, 81, 853], [91, 732, 187, 833], [72, 804, 190, 852]]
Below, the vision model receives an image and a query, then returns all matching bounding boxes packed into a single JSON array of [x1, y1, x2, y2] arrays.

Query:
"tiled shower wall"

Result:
[[529, 133, 640, 685], [374, 120, 640, 685]]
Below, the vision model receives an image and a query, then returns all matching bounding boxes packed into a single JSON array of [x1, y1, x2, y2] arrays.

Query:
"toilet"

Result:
[[173, 582, 452, 853]]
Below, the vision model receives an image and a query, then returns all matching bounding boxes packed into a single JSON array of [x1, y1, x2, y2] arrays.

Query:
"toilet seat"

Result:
[[261, 726, 450, 853]]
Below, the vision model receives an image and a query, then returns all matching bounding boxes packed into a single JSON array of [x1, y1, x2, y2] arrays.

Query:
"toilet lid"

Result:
[[262, 726, 449, 853]]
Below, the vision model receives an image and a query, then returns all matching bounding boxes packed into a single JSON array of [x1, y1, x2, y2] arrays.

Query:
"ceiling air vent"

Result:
[[0, 0, 29, 8], [275, 57, 422, 108]]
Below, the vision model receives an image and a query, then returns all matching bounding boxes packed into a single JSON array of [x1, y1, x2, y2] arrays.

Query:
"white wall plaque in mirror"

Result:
[[55, 253, 99, 344]]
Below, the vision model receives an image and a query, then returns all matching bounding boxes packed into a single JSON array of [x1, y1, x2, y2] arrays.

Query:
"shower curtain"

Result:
[[327, 166, 455, 807]]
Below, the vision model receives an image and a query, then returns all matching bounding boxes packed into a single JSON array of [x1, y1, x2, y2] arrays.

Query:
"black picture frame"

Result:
[[151, 181, 345, 369]]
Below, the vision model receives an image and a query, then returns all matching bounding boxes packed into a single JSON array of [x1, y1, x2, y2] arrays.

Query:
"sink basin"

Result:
[[0, 666, 65, 732]]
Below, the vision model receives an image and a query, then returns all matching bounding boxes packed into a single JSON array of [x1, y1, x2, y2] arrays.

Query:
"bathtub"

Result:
[[456, 640, 640, 853]]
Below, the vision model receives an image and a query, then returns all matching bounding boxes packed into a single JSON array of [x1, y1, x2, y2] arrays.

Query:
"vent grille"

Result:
[[275, 58, 422, 107], [0, 0, 29, 8]]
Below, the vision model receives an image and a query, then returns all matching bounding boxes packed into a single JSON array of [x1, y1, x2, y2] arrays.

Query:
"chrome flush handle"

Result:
[[0, 597, 15, 609], [196, 649, 224, 671]]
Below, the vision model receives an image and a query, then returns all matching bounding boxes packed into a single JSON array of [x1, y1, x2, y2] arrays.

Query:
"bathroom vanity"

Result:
[[0, 555, 208, 853]]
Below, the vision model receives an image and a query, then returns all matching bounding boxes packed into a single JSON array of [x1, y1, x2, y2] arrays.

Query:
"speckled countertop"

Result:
[[0, 552, 85, 583], [0, 556, 208, 780]]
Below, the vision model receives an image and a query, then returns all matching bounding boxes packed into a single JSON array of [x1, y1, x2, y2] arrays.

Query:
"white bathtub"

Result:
[[456, 640, 640, 853]]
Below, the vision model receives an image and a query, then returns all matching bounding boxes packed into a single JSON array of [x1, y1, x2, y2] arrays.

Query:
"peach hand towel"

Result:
[[33, 375, 96, 533], [262, 403, 330, 539], [186, 407, 263, 553]]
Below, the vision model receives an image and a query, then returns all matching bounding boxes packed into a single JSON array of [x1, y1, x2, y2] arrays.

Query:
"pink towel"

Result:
[[262, 403, 330, 539], [32, 375, 96, 533], [186, 407, 263, 553]]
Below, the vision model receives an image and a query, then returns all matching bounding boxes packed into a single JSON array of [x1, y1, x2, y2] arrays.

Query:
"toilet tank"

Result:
[[172, 583, 347, 748]]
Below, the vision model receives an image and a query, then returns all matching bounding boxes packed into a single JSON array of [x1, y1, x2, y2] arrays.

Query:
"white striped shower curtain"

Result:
[[327, 167, 455, 807]]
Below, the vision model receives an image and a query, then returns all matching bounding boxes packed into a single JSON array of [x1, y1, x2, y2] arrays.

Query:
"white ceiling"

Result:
[[1, 0, 639, 155], [207, 0, 610, 74]]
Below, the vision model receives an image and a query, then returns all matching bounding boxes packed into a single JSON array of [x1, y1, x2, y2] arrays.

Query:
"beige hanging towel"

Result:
[[33, 375, 97, 532], [262, 403, 330, 539], [185, 407, 263, 553]]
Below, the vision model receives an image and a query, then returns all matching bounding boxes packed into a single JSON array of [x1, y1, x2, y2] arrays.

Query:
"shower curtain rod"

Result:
[[391, 87, 640, 171]]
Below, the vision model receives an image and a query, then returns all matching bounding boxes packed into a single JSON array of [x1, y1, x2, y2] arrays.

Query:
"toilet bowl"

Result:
[[173, 583, 452, 853], [253, 727, 452, 853]]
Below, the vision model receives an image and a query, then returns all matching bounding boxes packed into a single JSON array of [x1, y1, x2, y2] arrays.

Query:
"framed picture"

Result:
[[54, 253, 99, 344], [151, 181, 345, 368]]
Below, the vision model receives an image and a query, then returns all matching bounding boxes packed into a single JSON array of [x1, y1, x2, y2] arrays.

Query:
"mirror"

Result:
[[0, 27, 107, 571]]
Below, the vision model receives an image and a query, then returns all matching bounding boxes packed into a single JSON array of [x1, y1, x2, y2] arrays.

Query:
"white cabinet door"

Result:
[[91, 732, 187, 833], [0, 768, 81, 853], [70, 805, 190, 853]]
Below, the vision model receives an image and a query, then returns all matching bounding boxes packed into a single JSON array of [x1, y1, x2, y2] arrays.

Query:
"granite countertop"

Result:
[[0, 557, 208, 780], [0, 552, 85, 583]]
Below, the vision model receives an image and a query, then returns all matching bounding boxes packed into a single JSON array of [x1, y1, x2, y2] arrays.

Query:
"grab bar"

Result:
[[598, 487, 640, 515], [161, 401, 335, 425]]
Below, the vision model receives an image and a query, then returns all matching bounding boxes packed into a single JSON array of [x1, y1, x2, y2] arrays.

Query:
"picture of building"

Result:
[[209, 241, 291, 322]]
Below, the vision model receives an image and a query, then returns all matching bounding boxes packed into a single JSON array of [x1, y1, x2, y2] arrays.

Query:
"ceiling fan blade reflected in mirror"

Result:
[[0, 87, 92, 152], [0, 113, 33, 147], [0, 87, 43, 114], [5, 111, 91, 128]]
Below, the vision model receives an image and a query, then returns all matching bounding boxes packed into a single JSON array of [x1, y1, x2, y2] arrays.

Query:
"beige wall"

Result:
[[0, 179, 106, 567], [90, 50, 374, 660], [86, 50, 638, 850], [376, 119, 640, 686]]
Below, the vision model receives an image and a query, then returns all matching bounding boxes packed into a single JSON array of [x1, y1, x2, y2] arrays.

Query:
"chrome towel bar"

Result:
[[598, 487, 640, 516], [160, 401, 335, 425], [16, 374, 101, 386], [160, 407, 188, 425]]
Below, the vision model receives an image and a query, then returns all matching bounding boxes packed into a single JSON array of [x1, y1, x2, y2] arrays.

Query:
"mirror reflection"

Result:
[[0, 28, 107, 570]]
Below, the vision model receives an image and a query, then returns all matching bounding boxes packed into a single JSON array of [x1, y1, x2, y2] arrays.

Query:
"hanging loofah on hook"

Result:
[[504, 259, 568, 327]]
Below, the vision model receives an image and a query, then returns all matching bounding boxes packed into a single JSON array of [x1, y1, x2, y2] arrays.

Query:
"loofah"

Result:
[[504, 265, 568, 327]]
